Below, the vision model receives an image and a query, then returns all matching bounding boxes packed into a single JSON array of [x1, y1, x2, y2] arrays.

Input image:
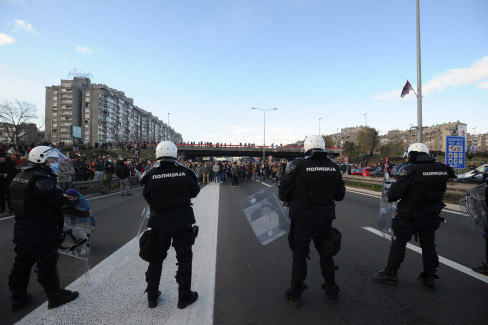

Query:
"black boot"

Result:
[[147, 289, 161, 308], [177, 291, 198, 309], [372, 269, 398, 286], [48, 289, 79, 309], [285, 288, 302, 308], [322, 283, 340, 305], [418, 272, 438, 289], [11, 292, 32, 311], [472, 263, 488, 275]]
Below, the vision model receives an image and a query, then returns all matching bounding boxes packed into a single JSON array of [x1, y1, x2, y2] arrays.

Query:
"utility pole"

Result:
[[251, 107, 278, 162], [416, 0, 423, 142]]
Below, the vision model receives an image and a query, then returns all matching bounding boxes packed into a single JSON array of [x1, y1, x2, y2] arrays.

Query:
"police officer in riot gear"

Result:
[[141, 141, 200, 309], [8, 146, 91, 310], [278, 135, 345, 307], [471, 165, 488, 275], [372, 143, 455, 288]]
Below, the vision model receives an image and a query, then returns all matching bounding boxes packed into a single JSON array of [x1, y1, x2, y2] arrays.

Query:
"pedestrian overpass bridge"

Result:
[[175, 144, 343, 160]]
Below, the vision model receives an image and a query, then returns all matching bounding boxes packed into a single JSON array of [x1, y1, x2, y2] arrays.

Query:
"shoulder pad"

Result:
[[33, 178, 56, 196], [285, 159, 300, 176], [398, 164, 415, 178]]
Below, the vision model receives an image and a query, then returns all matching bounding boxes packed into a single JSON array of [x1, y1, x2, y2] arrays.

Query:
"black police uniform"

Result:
[[377, 153, 455, 286], [141, 160, 200, 307], [8, 162, 90, 310], [278, 151, 345, 305], [0, 153, 17, 213], [472, 167, 488, 275]]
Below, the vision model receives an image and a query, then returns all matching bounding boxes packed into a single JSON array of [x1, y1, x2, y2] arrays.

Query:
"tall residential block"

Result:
[[45, 78, 181, 146]]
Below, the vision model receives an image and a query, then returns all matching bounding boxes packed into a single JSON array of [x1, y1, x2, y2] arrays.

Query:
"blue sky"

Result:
[[1, 0, 487, 145]]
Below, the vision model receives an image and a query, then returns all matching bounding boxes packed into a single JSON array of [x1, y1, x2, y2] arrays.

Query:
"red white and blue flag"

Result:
[[400, 80, 413, 98]]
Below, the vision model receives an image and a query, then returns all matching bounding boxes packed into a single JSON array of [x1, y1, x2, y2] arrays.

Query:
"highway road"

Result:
[[1, 180, 487, 324]]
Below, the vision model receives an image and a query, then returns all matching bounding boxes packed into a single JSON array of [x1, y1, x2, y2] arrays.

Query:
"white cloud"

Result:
[[477, 81, 488, 90], [372, 89, 405, 101], [373, 56, 488, 101], [423, 56, 488, 95], [74, 45, 94, 55], [13, 19, 35, 33], [0, 33, 16, 45]]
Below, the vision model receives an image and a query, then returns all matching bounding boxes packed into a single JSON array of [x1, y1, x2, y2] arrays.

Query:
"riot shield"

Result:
[[58, 213, 93, 276], [459, 184, 488, 229], [135, 203, 151, 239], [378, 166, 396, 236], [241, 188, 290, 245]]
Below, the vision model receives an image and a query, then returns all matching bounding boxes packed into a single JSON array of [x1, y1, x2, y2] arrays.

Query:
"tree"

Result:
[[0, 100, 38, 146], [322, 135, 335, 147], [380, 141, 406, 157], [343, 141, 360, 162], [357, 127, 379, 156]]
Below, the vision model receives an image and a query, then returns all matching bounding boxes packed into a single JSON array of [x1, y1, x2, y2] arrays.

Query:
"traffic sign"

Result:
[[445, 136, 465, 169]]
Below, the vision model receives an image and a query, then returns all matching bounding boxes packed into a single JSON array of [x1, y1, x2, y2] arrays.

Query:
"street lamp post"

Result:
[[251, 107, 278, 162], [319, 118, 322, 135]]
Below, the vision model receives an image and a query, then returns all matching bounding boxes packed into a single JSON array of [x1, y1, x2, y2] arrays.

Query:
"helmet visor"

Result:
[[44, 148, 68, 164]]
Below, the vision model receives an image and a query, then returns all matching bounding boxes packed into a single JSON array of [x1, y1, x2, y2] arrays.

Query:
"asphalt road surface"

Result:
[[1, 180, 487, 325]]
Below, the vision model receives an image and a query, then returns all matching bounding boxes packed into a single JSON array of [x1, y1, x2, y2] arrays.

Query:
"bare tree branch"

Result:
[[0, 100, 38, 146]]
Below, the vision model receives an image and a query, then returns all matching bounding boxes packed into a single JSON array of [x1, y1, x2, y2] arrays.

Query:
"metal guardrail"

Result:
[[342, 175, 474, 196], [72, 176, 140, 192]]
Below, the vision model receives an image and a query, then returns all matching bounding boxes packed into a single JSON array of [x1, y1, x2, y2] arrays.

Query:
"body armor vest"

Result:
[[293, 158, 341, 206], [402, 162, 450, 207], [147, 165, 192, 213], [9, 168, 38, 217]]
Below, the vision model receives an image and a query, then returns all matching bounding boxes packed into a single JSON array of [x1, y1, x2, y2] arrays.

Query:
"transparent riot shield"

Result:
[[378, 168, 396, 236], [459, 184, 488, 229], [135, 203, 151, 239], [58, 213, 93, 277], [241, 188, 290, 245]]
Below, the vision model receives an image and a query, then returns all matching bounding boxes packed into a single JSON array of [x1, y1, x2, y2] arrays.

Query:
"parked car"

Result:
[[457, 164, 488, 179], [369, 167, 385, 177], [453, 173, 483, 184], [362, 168, 376, 176], [351, 167, 364, 175]]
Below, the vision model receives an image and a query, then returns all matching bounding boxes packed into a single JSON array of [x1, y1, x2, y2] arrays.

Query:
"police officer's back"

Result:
[[141, 141, 200, 309], [279, 135, 345, 307], [8, 146, 90, 310], [372, 143, 455, 288]]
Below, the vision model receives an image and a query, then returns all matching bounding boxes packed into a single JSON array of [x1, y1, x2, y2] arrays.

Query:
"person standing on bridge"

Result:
[[372, 143, 456, 288], [141, 141, 200, 309], [279, 135, 345, 307]]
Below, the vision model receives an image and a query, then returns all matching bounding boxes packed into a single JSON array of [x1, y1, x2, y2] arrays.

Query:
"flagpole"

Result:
[[416, 0, 423, 142]]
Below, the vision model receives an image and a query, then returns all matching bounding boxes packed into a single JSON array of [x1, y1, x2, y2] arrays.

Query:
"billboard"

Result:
[[71, 125, 82, 139]]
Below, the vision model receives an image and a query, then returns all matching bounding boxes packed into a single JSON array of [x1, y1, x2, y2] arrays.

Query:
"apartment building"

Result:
[[46, 78, 182, 146], [331, 121, 485, 153]]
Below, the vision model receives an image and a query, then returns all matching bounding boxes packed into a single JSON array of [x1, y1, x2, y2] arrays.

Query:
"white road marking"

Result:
[[17, 185, 220, 325], [363, 226, 488, 284], [256, 180, 273, 187]]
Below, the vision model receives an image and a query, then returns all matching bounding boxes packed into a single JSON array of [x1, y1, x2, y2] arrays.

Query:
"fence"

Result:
[[72, 176, 140, 194], [342, 175, 474, 196]]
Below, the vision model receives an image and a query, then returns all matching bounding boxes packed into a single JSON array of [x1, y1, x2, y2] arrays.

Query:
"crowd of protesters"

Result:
[[1, 138, 487, 215], [183, 159, 288, 187]]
